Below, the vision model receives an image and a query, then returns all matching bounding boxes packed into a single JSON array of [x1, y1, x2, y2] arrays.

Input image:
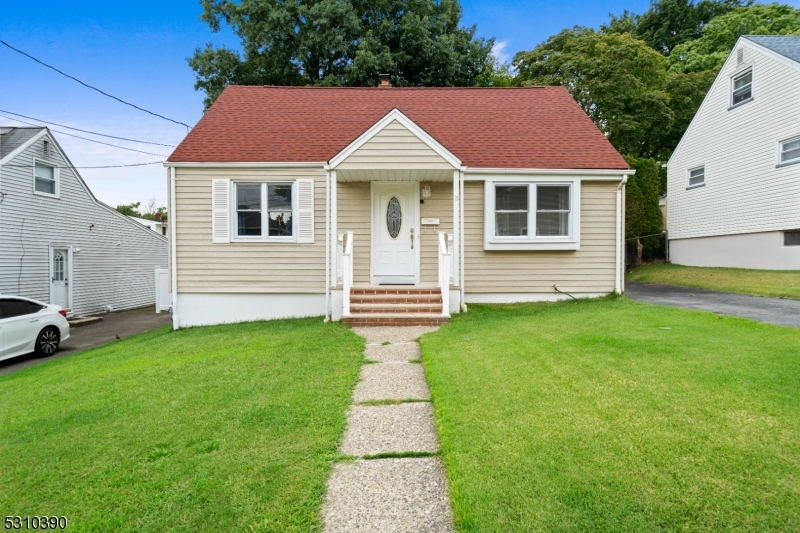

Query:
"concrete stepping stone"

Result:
[[353, 363, 430, 403], [364, 342, 421, 362], [341, 403, 439, 456], [322, 458, 454, 533], [352, 326, 439, 344]]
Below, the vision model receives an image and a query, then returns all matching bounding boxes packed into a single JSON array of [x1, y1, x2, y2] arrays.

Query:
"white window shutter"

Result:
[[296, 179, 315, 243], [211, 179, 230, 243]]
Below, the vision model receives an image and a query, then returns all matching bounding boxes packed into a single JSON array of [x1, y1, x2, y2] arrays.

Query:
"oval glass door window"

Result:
[[387, 196, 402, 239]]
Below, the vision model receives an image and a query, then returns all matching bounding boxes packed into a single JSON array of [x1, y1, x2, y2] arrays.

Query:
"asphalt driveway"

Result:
[[626, 281, 800, 328], [0, 306, 172, 376]]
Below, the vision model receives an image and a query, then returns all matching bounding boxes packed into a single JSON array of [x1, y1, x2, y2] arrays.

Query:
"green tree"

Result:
[[513, 28, 673, 159], [668, 3, 800, 73], [189, 0, 495, 109], [604, 0, 746, 55], [624, 156, 665, 260], [116, 202, 142, 218]]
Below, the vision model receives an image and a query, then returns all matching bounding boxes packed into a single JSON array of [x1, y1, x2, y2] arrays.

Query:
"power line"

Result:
[[1, 161, 165, 169], [0, 114, 169, 157], [0, 39, 191, 130], [0, 109, 176, 147]]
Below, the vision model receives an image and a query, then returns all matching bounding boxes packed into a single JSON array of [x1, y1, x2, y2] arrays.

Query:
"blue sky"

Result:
[[0, 0, 793, 206]]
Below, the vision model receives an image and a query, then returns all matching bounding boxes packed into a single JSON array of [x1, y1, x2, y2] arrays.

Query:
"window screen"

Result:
[[688, 167, 705, 187], [495, 185, 528, 236], [780, 139, 800, 163], [732, 70, 752, 105], [536, 185, 570, 237], [34, 162, 56, 195]]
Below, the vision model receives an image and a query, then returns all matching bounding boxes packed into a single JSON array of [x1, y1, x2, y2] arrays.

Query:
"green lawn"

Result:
[[0, 319, 364, 532], [627, 262, 800, 299], [421, 297, 800, 532]]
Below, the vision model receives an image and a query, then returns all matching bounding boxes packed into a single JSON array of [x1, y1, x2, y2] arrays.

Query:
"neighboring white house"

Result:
[[667, 36, 800, 270], [0, 127, 168, 316], [130, 216, 167, 236]]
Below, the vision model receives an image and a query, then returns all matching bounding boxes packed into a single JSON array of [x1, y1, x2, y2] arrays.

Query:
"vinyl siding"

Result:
[[336, 120, 454, 170], [335, 181, 454, 284], [0, 132, 167, 316], [668, 43, 800, 240], [463, 180, 617, 293], [173, 167, 327, 293]]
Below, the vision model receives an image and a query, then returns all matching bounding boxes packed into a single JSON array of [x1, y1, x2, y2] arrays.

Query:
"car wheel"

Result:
[[35, 327, 60, 357]]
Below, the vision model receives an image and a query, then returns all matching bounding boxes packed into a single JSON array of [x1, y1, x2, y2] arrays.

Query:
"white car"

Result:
[[0, 296, 70, 361]]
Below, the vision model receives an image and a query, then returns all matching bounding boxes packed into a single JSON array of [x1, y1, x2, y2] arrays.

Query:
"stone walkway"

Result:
[[322, 326, 454, 533]]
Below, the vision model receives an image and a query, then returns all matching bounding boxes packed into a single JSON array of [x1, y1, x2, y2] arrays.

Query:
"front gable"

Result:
[[330, 109, 460, 171]]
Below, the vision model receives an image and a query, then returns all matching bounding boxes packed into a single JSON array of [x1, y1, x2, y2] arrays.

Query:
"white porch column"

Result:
[[331, 170, 338, 286], [452, 169, 460, 287]]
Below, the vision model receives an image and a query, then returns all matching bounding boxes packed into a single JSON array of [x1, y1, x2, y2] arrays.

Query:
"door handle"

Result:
[[410, 228, 414, 249], [29, 318, 39, 323]]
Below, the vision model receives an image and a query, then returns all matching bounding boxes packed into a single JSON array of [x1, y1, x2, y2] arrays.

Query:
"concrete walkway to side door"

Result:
[[626, 281, 800, 328], [322, 326, 454, 533]]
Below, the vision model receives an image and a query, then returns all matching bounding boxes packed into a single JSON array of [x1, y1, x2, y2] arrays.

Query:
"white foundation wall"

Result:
[[669, 231, 800, 270], [465, 292, 608, 304], [175, 293, 326, 328]]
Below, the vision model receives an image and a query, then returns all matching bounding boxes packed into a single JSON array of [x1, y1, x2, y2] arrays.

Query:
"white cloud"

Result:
[[492, 40, 511, 65]]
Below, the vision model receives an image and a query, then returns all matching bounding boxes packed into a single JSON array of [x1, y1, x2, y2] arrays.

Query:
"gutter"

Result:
[[170, 167, 179, 329], [325, 169, 330, 322], [615, 175, 628, 294]]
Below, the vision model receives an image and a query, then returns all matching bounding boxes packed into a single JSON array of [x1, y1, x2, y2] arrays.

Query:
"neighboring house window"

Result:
[[486, 181, 577, 250], [687, 166, 705, 188], [731, 69, 752, 106], [779, 137, 800, 164], [234, 182, 294, 239], [785, 230, 800, 246], [34, 162, 57, 195]]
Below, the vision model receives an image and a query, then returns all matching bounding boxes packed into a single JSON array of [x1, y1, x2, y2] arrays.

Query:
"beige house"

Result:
[[165, 84, 631, 327]]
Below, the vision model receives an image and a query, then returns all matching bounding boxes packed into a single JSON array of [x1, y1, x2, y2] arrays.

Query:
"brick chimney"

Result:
[[379, 74, 391, 87]]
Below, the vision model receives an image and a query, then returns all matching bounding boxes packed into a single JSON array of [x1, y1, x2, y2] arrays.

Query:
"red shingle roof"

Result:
[[168, 85, 628, 169]]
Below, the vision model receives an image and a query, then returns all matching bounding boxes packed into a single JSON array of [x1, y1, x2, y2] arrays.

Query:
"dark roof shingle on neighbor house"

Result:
[[169, 85, 628, 169], [744, 35, 800, 65]]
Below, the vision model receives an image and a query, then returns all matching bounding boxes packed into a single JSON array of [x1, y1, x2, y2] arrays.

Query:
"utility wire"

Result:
[[0, 109, 176, 147], [0, 114, 168, 157], [1, 162, 165, 169], [0, 39, 191, 130], [625, 231, 666, 241]]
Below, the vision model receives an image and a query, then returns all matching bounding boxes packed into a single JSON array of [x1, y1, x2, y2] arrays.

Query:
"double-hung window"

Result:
[[235, 182, 294, 240], [731, 69, 752, 107], [487, 181, 578, 250], [34, 162, 57, 196], [779, 137, 800, 165], [687, 166, 705, 188]]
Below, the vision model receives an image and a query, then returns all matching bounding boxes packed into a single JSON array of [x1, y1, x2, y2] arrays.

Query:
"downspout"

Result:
[[170, 166, 179, 329], [460, 169, 466, 311], [324, 168, 330, 322], [615, 175, 628, 294]]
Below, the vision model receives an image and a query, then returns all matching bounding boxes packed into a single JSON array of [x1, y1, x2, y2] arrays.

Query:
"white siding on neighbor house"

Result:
[[172, 167, 327, 293], [0, 132, 168, 316], [668, 42, 800, 241]]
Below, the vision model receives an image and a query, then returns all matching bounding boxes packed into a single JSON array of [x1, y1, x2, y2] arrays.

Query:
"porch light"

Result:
[[422, 183, 431, 199]]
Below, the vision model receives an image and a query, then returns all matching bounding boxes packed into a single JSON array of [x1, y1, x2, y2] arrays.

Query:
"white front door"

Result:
[[50, 248, 70, 309], [372, 183, 419, 284]]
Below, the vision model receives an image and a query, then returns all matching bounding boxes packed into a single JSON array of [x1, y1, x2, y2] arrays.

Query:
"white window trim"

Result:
[[483, 177, 581, 251], [777, 134, 800, 167], [729, 65, 753, 109], [32, 158, 59, 199], [686, 165, 705, 190], [231, 180, 298, 242]]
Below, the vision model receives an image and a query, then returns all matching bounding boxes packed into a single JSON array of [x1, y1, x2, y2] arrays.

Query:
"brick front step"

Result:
[[350, 295, 443, 305], [350, 303, 443, 314], [342, 313, 450, 326], [350, 288, 441, 296]]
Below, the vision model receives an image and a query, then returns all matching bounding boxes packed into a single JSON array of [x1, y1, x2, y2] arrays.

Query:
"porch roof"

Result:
[[168, 86, 629, 170]]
